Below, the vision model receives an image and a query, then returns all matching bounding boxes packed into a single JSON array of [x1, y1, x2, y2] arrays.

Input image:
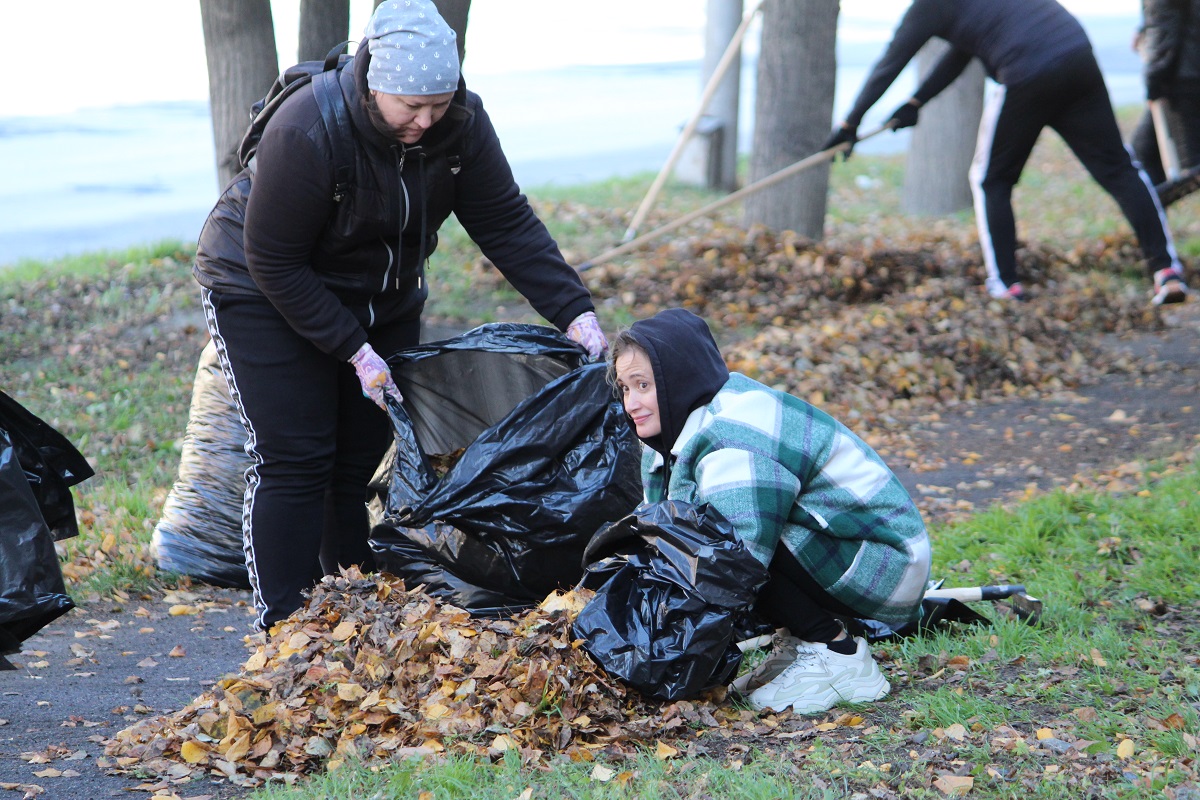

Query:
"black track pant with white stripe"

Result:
[[201, 288, 420, 629], [969, 47, 1180, 296]]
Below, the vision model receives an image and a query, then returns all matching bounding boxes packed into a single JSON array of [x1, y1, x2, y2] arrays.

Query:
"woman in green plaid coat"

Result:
[[609, 308, 932, 714]]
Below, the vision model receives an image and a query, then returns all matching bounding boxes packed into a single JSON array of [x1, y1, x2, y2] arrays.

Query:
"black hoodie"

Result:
[[194, 40, 595, 361], [626, 309, 730, 463]]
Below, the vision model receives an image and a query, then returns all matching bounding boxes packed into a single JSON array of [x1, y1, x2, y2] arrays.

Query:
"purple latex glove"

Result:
[[567, 311, 608, 359], [349, 342, 403, 409]]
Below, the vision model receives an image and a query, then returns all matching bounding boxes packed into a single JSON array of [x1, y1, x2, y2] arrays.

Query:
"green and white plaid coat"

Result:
[[642, 373, 931, 624]]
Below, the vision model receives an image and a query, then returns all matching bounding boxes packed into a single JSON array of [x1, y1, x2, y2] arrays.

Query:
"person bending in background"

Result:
[[608, 308, 931, 714], [193, 0, 607, 630], [1131, 0, 1200, 186], [824, 0, 1188, 306]]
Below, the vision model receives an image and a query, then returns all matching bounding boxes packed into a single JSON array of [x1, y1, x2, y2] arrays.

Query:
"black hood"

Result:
[[627, 308, 729, 457]]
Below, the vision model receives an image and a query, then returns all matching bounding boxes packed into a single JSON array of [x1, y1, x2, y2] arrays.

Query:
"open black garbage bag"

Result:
[[0, 393, 93, 659], [369, 323, 643, 615], [151, 342, 252, 589], [572, 500, 770, 702]]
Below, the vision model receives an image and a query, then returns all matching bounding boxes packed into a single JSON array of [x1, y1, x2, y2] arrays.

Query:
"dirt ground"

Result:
[[2, 302, 1199, 799]]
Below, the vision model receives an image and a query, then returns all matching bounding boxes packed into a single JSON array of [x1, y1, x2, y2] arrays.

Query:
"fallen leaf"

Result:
[[933, 774, 973, 796], [654, 741, 679, 760]]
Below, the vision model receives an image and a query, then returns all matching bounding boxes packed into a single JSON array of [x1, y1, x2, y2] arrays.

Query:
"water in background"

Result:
[[0, 5, 1143, 266]]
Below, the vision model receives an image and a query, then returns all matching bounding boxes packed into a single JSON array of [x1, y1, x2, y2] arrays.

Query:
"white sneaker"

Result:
[[746, 636, 890, 714], [730, 633, 804, 695]]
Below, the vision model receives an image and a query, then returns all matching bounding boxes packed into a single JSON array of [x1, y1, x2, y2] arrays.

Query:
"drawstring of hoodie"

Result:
[[415, 150, 428, 280], [391, 143, 408, 289]]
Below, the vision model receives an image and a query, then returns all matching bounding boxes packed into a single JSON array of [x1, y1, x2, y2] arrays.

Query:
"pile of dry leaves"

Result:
[[103, 568, 691, 787], [583, 225, 1161, 435]]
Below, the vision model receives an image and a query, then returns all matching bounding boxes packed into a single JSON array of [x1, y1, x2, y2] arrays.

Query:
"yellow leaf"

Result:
[[945, 723, 967, 741], [336, 683, 366, 702], [167, 605, 198, 617], [654, 741, 679, 760], [933, 774, 974, 796], [180, 740, 209, 764], [1117, 738, 1135, 759], [243, 650, 267, 672], [1036, 728, 1053, 740], [331, 620, 357, 641], [1090, 648, 1107, 667]]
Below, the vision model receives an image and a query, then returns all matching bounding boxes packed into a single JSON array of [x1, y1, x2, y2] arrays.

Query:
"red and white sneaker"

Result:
[[1152, 268, 1189, 306], [999, 282, 1026, 301]]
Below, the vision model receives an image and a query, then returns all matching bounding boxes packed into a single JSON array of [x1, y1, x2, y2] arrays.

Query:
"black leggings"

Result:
[[201, 288, 421, 629], [754, 547, 860, 643]]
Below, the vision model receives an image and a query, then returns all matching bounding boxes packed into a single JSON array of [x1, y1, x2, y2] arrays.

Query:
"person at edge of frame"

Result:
[[1131, 0, 1200, 185]]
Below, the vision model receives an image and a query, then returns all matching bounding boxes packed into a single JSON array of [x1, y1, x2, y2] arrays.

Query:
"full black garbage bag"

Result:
[[369, 323, 643, 615], [0, 394, 92, 656], [572, 500, 771, 702], [151, 342, 252, 589]]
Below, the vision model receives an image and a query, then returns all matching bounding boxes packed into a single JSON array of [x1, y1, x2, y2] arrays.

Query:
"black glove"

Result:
[[822, 124, 858, 160], [887, 100, 921, 130]]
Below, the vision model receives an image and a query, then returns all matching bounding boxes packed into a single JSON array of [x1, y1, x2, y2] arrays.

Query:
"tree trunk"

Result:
[[702, 0, 744, 191], [299, 0, 350, 62], [744, 0, 838, 239], [901, 39, 985, 217], [200, 0, 279, 189], [431, 0, 471, 64]]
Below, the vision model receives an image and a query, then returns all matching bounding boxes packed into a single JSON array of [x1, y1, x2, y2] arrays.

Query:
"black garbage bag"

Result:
[[0, 391, 94, 541], [0, 394, 93, 658], [369, 323, 643, 615], [151, 342, 252, 589], [572, 500, 771, 702]]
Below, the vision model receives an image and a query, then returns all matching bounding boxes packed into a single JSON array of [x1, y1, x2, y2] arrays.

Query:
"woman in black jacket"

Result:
[[193, 0, 607, 629]]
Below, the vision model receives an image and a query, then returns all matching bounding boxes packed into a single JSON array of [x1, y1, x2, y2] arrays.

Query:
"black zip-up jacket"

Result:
[[844, 0, 1092, 126], [1142, 0, 1200, 98], [194, 41, 594, 362]]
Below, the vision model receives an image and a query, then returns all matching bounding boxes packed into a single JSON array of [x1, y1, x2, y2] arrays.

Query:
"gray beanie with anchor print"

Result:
[[365, 0, 460, 96]]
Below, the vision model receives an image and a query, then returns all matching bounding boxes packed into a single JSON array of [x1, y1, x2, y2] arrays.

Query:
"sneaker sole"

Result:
[[1153, 285, 1188, 305], [751, 672, 891, 715]]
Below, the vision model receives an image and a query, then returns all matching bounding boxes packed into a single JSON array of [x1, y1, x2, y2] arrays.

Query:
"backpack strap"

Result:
[[313, 69, 353, 203]]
